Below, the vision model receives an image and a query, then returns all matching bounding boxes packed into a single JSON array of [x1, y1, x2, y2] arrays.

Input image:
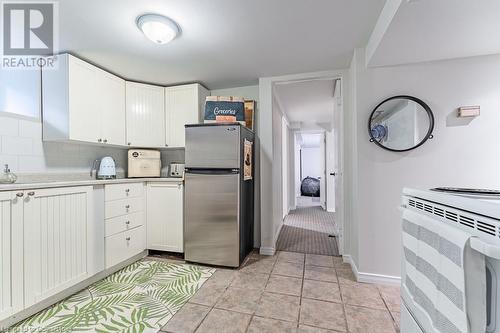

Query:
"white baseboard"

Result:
[[343, 254, 400, 286], [260, 247, 276, 256]]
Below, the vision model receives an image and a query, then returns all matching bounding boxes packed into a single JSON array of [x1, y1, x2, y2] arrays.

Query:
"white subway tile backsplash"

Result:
[[1, 136, 33, 155], [18, 155, 46, 173], [32, 140, 44, 156], [19, 119, 42, 139], [0, 154, 19, 171], [0, 116, 19, 136], [0, 115, 178, 176]]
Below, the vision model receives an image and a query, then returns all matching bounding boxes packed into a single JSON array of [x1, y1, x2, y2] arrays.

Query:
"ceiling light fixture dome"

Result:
[[136, 14, 180, 44]]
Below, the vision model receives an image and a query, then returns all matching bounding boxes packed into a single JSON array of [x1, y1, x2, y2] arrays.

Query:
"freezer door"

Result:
[[184, 171, 240, 267], [185, 125, 240, 169]]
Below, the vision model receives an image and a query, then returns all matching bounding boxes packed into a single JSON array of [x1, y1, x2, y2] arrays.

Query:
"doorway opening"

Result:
[[272, 77, 343, 256], [295, 132, 325, 209]]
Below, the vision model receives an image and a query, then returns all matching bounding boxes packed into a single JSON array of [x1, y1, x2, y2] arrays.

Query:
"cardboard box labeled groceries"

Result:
[[204, 96, 246, 126]]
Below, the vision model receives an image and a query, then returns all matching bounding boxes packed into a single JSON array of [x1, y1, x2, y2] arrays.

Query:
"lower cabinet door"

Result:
[[105, 226, 146, 269], [146, 183, 184, 252], [23, 186, 94, 308], [0, 191, 24, 321]]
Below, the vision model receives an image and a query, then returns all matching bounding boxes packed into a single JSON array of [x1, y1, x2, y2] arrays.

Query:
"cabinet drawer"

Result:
[[105, 211, 144, 237], [105, 197, 143, 219], [105, 226, 146, 268], [105, 183, 143, 202]]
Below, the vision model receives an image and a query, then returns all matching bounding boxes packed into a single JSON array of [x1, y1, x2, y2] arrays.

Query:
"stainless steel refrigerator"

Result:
[[184, 123, 254, 267]]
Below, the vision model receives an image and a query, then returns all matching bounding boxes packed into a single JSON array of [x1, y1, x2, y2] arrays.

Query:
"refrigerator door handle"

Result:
[[185, 168, 240, 175]]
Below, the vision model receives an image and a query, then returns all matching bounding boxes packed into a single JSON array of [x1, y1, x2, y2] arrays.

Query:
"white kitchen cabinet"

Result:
[[23, 186, 97, 308], [165, 83, 210, 147], [42, 54, 126, 145], [0, 192, 24, 322], [98, 70, 126, 145], [104, 183, 146, 269], [146, 182, 184, 252], [126, 82, 165, 148], [105, 226, 146, 268]]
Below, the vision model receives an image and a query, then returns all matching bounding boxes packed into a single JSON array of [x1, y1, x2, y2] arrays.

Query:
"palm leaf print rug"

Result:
[[11, 259, 215, 333]]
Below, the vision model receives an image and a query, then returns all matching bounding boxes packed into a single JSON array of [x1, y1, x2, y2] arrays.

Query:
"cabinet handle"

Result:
[[126, 237, 131, 241], [27, 191, 35, 196], [127, 142, 131, 146], [165, 144, 168, 147], [16, 192, 24, 197], [125, 205, 130, 209], [125, 189, 130, 193], [98, 138, 102, 143], [103, 139, 108, 143], [125, 221, 130, 225]]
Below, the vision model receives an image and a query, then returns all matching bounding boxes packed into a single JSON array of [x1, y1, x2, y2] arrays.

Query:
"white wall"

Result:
[[346, 50, 500, 279], [211, 85, 259, 102], [294, 135, 301, 199], [301, 147, 322, 179], [272, 93, 284, 245]]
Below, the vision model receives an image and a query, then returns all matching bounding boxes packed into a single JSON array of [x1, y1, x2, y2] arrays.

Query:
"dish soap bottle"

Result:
[[0, 164, 17, 184]]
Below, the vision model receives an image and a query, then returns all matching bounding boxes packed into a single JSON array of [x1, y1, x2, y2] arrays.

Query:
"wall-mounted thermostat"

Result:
[[458, 106, 480, 117]]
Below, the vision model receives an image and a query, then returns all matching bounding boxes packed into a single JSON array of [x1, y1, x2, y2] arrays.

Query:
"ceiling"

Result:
[[274, 79, 336, 130], [367, 0, 500, 67], [57, 0, 385, 89]]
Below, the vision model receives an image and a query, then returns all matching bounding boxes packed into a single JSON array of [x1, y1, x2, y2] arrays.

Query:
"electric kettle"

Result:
[[96, 156, 116, 179]]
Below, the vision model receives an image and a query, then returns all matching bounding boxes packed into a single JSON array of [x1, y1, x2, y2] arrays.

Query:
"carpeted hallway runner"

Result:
[[277, 207, 339, 255]]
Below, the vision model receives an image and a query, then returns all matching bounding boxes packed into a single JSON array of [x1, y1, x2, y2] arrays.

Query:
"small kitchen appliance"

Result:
[[169, 163, 185, 178], [128, 149, 161, 178], [96, 156, 116, 179]]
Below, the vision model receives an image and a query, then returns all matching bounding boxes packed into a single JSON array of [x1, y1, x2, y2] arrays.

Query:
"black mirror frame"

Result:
[[368, 95, 435, 152]]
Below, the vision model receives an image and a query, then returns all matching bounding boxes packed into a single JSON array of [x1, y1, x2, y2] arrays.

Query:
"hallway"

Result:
[[276, 207, 339, 256]]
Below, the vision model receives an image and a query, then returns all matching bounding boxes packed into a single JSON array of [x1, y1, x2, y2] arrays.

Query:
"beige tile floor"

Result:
[[159, 251, 401, 333]]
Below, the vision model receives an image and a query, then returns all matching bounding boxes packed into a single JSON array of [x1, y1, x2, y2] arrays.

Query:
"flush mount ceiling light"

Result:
[[136, 14, 180, 44]]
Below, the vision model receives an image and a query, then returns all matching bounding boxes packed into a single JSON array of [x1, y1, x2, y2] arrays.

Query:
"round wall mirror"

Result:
[[368, 95, 434, 152]]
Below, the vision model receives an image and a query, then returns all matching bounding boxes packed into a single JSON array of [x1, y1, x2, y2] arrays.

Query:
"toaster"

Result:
[[128, 149, 161, 178], [169, 163, 185, 178]]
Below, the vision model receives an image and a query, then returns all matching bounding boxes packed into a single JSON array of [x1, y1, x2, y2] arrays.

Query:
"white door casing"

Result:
[[319, 132, 326, 210], [332, 79, 344, 253]]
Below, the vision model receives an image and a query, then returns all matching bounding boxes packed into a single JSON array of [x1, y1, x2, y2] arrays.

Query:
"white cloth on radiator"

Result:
[[402, 209, 486, 333]]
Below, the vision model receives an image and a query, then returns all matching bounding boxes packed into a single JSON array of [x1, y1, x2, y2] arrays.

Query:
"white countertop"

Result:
[[0, 177, 183, 192]]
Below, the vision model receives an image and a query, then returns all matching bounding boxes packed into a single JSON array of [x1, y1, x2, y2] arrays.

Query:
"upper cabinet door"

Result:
[[99, 70, 126, 146], [0, 191, 23, 322], [126, 82, 165, 148], [68, 56, 102, 144], [165, 84, 209, 148]]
